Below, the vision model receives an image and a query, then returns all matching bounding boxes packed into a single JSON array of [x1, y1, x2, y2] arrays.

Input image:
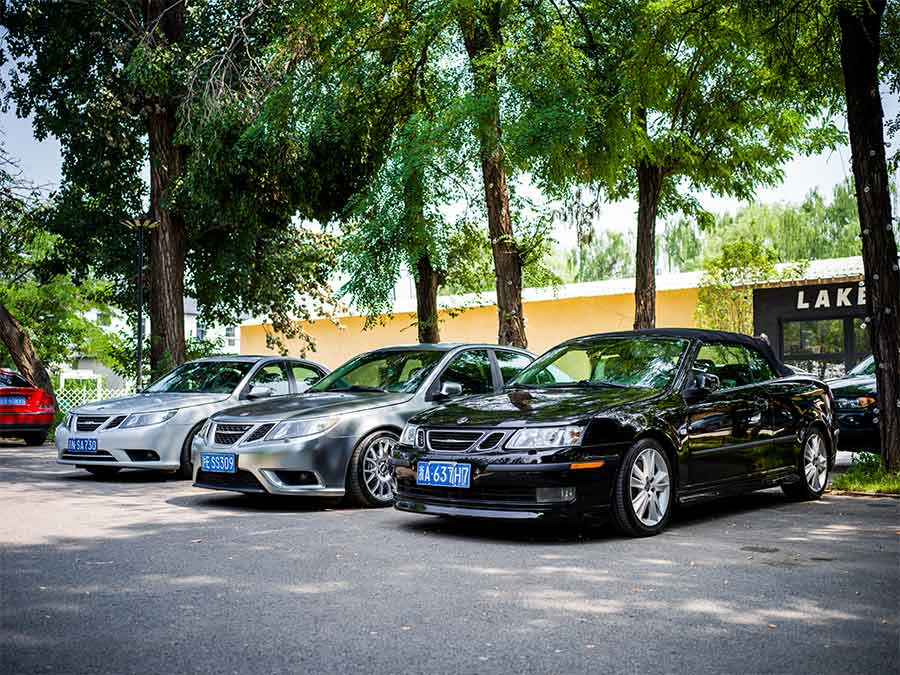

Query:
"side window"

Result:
[[695, 343, 774, 390], [440, 350, 494, 395], [495, 350, 533, 383], [249, 362, 290, 396], [291, 364, 322, 392]]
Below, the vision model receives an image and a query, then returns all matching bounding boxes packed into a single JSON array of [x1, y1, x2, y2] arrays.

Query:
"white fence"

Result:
[[56, 387, 135, 414]]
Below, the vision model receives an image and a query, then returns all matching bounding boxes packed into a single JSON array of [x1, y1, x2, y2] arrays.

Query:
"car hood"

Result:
[[827, 375, 877, 398], [215, 391, 413, 421], [74, 392, 230, 414], [418, 386, 662, 427]]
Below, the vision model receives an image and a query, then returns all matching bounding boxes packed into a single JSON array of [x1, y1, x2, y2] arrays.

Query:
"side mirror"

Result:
[[248, 384, 274, 399], [684, 371, 720, 403], [437, 381, 463, 399]]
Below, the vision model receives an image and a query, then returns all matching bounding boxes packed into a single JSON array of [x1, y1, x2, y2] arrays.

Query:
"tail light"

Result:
[[29, 390, 56, 412]]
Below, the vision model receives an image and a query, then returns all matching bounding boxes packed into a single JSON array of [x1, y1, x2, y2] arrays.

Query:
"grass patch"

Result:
[[832, 453, 900, 495]]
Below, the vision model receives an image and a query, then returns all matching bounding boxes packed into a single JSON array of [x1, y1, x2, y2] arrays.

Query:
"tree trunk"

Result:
[[415, 255, 441, 343], [144, 0, 187, 376], [838, 1, 900, 470], [634, 158, 664, 330], [0, 302, 56, 404], [459, 4, 527, 348]]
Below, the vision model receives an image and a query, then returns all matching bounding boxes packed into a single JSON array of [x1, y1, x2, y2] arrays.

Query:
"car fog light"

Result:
[[536, 487, 577, 503]]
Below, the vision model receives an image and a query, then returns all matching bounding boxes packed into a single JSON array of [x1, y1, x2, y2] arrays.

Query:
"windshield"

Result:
[[0, 372, 31, 388], [848, 356, 875, 377], [509, 336, 689, 390], [145, 361, 254, 394], [311, 349, 445, 394]]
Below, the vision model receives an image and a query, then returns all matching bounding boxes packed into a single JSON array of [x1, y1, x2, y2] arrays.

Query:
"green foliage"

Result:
[[695, 240, 806, 334], [95, 329, 224, 385], [832, 452, 900, 494]]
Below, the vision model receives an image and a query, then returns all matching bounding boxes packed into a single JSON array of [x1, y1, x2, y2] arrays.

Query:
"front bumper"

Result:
[[390, 448, 619, 521], [191, 433, 355, 497], [835, 410, 879, 452], [54, 423, 190, 470]]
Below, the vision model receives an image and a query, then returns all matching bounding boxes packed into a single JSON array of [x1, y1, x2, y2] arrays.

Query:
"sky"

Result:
[[3, 87, 899, 252]]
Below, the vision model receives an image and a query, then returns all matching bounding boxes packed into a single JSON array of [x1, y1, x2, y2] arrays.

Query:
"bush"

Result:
[[832, 453, 900, 494]]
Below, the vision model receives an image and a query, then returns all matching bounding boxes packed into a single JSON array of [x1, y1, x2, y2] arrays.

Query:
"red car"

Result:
[[0, 371, 56, 445]]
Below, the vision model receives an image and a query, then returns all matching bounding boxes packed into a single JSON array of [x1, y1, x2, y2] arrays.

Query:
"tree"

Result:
[[3, 1, 340, 373], [739, 0, 900, 468], [695, 241, 804, 334]]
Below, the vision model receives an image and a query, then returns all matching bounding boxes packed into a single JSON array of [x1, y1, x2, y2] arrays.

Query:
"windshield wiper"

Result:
[[541, 380, 631, 389]]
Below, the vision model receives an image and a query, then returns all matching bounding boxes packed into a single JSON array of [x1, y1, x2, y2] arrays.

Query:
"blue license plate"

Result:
[[68, 438, 98, 453], [0, 396, 26, 406], [416, 461, 471, 488], [201, 452, 236, 474]]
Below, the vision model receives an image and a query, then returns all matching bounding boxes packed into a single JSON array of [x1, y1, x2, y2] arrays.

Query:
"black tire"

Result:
[[782, 426, 830, 501], [84, 466, 122, 478], [346, 430, 399, 507], [22, 431, 48, 446], [177, 422, 204, 480], [611, 438, 675, 537]]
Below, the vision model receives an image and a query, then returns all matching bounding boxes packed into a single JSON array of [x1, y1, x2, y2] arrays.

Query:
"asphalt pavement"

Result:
[[1, 443, 897, 674]]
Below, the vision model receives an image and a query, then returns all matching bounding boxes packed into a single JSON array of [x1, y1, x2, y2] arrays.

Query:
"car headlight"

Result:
[[120, 410, 178, 429], [400, 424, 418, 446], [506, 425, 584, 449], [835, 396, 876, 410], [267, 417, 339, 441]]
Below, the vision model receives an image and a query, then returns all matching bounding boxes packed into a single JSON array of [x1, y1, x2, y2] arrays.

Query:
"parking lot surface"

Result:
[[1, 444, 897, 674]]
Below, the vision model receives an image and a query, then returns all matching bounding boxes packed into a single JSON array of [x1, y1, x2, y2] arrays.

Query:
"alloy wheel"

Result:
[[803, 433, 828, 492], [629, 447, 671, 527], [362, 436, 396, 503]]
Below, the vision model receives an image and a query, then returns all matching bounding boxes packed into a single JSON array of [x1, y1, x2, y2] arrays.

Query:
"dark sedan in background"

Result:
[[0, 370, 56, 445], [193, 343, 534, 505], [392, 329, 837, 536], [829, 355, 879, 452]]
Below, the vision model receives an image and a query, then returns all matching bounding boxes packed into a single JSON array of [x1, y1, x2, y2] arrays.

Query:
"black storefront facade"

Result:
[[753, 279, 870, 380]]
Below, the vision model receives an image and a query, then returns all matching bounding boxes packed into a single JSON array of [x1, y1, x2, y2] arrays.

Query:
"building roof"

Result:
[[239, 256, 866, 326]]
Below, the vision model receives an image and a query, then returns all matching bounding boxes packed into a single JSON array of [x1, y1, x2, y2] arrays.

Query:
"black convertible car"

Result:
[[391, 329, 838, 536]]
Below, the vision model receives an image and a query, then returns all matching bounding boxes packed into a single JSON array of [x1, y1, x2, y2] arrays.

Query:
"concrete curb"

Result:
[[827, 489, 900, 499]]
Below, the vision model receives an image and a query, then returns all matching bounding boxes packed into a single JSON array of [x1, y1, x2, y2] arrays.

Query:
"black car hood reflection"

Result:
[[216, 390, 413, 421], [420, 386, 662, 427], [827, 375, 877, 398]]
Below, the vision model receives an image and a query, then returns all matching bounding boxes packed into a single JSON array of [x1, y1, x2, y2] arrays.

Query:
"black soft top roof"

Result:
[[569, 328, 792, 377]]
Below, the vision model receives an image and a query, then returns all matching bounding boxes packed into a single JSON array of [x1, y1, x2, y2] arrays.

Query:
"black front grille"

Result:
[[214, 423, 252, 446], [427, 430, 483, 452], [195, 469, 266, 493], [76, 416, 109, 432], [61, 450, 116, 462], [479, 432, 506, 450], [106, 415, 128, 429], [245, 423, 274, 443], [400, 484, 536, 504]]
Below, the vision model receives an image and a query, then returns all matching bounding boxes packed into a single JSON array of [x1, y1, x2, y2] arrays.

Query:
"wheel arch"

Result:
[[631, 429, 681, 484]]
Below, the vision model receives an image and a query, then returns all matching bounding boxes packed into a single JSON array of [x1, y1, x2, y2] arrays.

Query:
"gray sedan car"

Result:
[[55, 356, 328, 478], [192, 343, 534, 505]]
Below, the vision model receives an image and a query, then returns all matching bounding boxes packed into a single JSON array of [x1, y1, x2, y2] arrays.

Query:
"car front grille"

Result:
[[214, 423, 253, 446], [245, 423, 275, 443], [400, 484, 537, 504], [427, 430, 484, 452], [76, 416, 109, 432], [195, 469, 266, 493]]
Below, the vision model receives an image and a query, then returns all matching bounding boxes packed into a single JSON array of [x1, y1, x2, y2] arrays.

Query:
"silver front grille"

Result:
[[214, 423, 253, 446], [426, 429, 510, 453], [76, 416, 108, 432]]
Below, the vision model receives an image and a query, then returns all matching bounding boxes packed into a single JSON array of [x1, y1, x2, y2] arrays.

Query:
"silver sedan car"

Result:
[[192, 343, 534, 505], [55, 356, 329, 478]]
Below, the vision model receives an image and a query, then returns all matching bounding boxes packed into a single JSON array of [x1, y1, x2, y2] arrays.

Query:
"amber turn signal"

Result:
[[569, 460, 605, 470]]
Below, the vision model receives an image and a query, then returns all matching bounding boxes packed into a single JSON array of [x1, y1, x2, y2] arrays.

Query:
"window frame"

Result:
[[427, 348, 498, 400], [687, 340, 780, 393], [241, 360, 292, 399]]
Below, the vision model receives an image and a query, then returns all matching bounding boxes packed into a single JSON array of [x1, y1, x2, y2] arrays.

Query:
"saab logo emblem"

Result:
[[456, 417, 469, 425]]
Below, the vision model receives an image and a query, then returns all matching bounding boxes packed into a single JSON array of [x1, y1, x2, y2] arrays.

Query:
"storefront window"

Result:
[[783, 320, 843, 355]]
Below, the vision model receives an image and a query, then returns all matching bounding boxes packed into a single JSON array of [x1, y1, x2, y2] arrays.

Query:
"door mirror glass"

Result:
[[248, 384, 274, 399]]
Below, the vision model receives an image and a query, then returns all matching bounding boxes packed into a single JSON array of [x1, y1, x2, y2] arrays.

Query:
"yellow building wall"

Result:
[[240, 288, 700, 368]]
